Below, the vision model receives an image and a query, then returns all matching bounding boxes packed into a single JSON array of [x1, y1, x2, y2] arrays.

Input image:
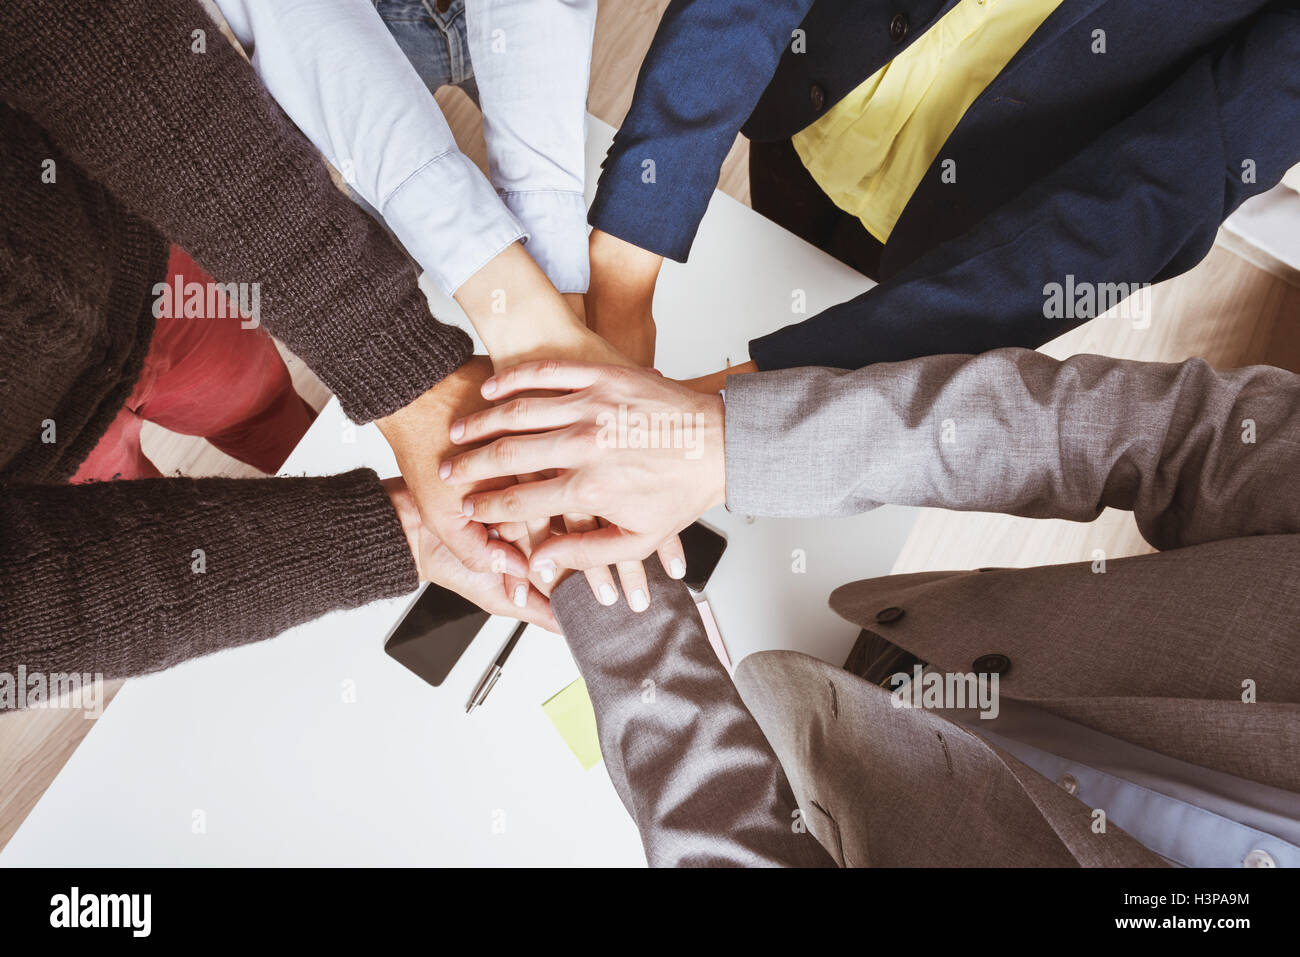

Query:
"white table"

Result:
[[0, 119, 916, 867], [1222, 181, 1300, 277]]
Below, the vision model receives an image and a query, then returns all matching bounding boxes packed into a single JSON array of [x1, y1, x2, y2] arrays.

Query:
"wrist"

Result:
[[454, 242, 586, 370], [487, 316, 605, 373], [681, 360, 758, 396], [375, 355, 494, 456], [707, 393, 727, 511], [589, 229, 662, 293], [381, 477, 425, 580]]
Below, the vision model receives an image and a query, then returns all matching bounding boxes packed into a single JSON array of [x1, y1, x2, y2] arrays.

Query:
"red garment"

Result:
[[73, 246, 315, 482]]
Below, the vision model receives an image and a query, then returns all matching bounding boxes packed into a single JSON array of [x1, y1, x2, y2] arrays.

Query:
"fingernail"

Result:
[[629, 589, 649, 612], [513, 584, 527, 608], [534, 559, 556, 584], [482, 379, 498, 397], [462, 498, 474, 517], [599, 583, 617, 606], [449, 420, 464, 441], [438, 461, 451, 480], [669, 558, 686, 579]]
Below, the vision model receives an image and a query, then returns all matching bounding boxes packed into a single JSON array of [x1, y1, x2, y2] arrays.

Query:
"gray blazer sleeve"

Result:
[[550, 565, 835, 868], [723, 348, 1300, 551]]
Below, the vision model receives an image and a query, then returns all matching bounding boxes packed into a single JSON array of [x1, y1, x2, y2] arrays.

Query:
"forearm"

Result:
[[453, 243, 594, 370], [551, 566, 834, 867], [0, 471, 416, 691], [0, 0, 471, 423], [724, 350, 1300, 549], [585, 229, 663, 367], [376, 357, 496, 498], [682, 360, 759, 395]]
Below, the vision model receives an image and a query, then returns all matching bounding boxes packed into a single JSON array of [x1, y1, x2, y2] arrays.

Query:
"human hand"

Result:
[[585, 229, 662, 368], [374, 356, 536, 610], [463, 325, 676, 612], [452, 240, 676, 610], [679, 360, 759, 395], [459, 321, 689, 612], [440, 361, 725, 585], [454, 241, 616, 373], [383, 477, 557, 632]]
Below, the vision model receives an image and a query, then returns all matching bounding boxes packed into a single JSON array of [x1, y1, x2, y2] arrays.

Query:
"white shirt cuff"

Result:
[[382, 150, 527, 297], [502, 190, 591, 294]]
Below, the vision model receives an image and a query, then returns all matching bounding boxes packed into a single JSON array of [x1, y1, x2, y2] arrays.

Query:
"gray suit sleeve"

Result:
[[551, 566, 835, 867], [724, 348, 1300, 551]]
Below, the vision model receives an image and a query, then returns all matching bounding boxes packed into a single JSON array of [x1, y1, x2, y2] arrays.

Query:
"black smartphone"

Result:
[[679, 521, 727, 592], [383, 584, 490, 687]]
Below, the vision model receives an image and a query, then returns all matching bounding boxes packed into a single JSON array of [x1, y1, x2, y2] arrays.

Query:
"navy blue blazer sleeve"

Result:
[[587, 0, 817, 262], [748, 2, 1300, 371]]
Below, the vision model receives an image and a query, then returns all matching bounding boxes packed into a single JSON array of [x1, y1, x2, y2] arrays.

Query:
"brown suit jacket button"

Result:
[[889, 13, 910, 43], [973, 653, 1011, 676], [874, 606, 905, 624], [810, 83, 826, 111]]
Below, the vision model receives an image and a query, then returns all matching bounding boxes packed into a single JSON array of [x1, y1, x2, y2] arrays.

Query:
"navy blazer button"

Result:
[[810, 83, 826, 111], [890, 13, 909, 42], [973, 653, 1011, 676], [874, 606, 905, 624]]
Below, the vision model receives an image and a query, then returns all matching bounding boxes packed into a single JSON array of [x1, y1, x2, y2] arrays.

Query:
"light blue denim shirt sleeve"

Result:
[[466, 0, 597, 294], [214, 0, 525, 297]]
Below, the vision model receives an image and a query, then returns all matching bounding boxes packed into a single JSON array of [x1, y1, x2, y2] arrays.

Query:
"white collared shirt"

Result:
[[214, 0, 594, 296]]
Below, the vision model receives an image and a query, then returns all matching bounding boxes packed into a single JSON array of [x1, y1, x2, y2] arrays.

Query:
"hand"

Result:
[[463, 323, 673, 611], [454, 241, 613, 373], [458, 327, 689, 611], [375, 356, 534, 609], [680, 360, 759, 395], [383, 477, 557, 632], [440, 361, 725, 581], [585, 229, 662, 368], [452, 240, 675, 610]]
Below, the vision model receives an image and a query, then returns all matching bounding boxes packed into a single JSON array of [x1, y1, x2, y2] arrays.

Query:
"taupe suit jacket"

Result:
[[551, 349, 1300, 867]]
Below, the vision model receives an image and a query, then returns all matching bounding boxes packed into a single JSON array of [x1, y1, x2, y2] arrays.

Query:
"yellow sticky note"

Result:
[[542, 677, 602, 771]]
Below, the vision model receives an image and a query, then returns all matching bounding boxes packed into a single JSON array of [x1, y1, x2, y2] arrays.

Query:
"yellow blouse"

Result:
[[791, 0, 1064, 242]]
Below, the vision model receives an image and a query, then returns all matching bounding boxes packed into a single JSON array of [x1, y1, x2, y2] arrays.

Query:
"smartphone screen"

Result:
[[679, 521, 727, 592], [383, 584, 489, 687]]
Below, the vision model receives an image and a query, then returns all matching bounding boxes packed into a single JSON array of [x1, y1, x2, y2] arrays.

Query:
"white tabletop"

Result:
[[0, 119, 916, 867]]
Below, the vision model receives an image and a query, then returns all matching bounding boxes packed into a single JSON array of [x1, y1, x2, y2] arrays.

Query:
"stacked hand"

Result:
[[374, 240, 711, 623], [382, 475, 558, 632], [375, 355, 550, 616], [441, 361, 726, 579]]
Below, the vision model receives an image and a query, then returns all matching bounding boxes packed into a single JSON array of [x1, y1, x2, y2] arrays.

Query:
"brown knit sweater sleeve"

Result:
[[0, 470, 418, 691], [0, 0, 472, 424]]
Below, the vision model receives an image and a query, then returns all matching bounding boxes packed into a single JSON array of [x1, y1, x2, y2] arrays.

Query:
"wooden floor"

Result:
[[2, 0, 1297, 852]]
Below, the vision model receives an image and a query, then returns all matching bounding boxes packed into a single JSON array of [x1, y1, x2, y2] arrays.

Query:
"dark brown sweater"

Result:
[[1, 471, 417, 682], [0, 0, 449, 693], [1, 0, 472, 433]]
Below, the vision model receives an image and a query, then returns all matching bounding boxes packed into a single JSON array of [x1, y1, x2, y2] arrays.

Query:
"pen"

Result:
[[465, 619, 528, 713]]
